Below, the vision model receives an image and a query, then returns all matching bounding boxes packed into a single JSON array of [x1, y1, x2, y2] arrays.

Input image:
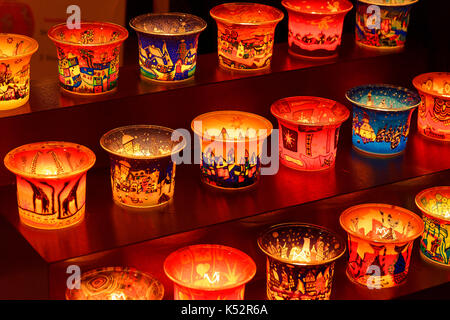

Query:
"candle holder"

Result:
[[412, 72, 450, 141], [66, 267, 164, 300], [355, 0, 418, 50], [191, 110, 272, 190], [3, 141, 96, 229], [340, 203, 424, 288], [257, 223, 346, 300], [210, 3, 283, 71], [100, 125, 186, 208], [0, 33, 38, 110], [48, 22, 128, 95], [415, 186, 450, 266], [164, 244, 256, 300], [130, 13, 207, 82], [282, 0, 353, 59], [346, 84, 420, 156], [271, 96, 349, 171]]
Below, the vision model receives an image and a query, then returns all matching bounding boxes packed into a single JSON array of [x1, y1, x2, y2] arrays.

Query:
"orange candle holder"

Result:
[[48, 22, 128, 95], [415, 186, 450, 266], [66, 267, 164, 300], [210, 3, 283, 71], [4, 141, 96, 229], [100, 125, 186, 208], [164, 244, 256, 300], [0, 33, 38, 110], [191, 110, 272, 190], [258, 223, 346, 300], [282, 0, 353, 59], [340, 203, 424, 288], [412, 72, 450, 141], [271, 96, 349, 171]]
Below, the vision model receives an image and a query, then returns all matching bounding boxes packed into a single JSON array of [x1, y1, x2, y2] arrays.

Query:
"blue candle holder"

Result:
[[346, 84, 420, 156]]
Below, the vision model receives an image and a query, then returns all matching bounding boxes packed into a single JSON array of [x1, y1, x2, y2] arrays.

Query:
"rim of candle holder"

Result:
[[412, 72, 450, 99], [415, 186, 450, 222], [4, 141, 96, 180], [130, 12, 207, 37], [271, 96, 350, 127], [257, 222, 347, 266], [100, 124, 186, 160], [357, 0, 418, 7], [345, 84, 421, 112], [48, 21, 129, 47], [210, 2, 284, 26], [339, 203, 424, 244], [282, 0, 353, 15], [0, 33, 39, 60], [163, 244, 257, 291]]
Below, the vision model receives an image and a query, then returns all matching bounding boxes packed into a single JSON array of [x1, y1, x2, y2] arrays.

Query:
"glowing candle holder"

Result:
[[271, 96, 349, 171], [257, 223, 346, 300], [191, 110, 272, 190], [0, 33, 38, 110], [355, 0, 418, 50], [282, 0, 353, 59], [164, 244, 256, 300], [48, 22, 128, 95], [210, 3, 283, 71], [66, 267, 164, 300], [415, 186, 450, 266], [130, 13, 206, 82], [340, 203, 424, 288], [346, 84, 420, 156], [100, 125, 186, 208], [3, 141, 96, 229], [412, 72, 450, 141]]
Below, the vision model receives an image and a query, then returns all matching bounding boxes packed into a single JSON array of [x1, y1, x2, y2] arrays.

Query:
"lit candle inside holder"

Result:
[[191, 110, 272, 190], [340, 203, 424, 288], [164, 244, 256, 300], [415, 186, 450, 266], [66, 267, 164, 300], [355, 0, 418, 50], [0, 33, 38, 110], [48, 22, 128, 95], [271, 96, 349, 171], [412, 72, 450, 141], [346, 84, 420, 156], [3, 141, 96, 229], [282, 0, 353, 59], [130, 13, 206, 82], [210, 3, 283, 71], [100, 125, 186, 208], [258, 223, 346, 300]]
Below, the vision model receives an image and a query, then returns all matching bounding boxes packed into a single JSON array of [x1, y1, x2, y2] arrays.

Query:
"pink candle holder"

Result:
[[271, 96, 349, 171], [282, 0, 353, 59]]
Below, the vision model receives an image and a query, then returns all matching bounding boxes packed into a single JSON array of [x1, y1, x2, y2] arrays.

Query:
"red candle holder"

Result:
[[340, 203, 424, 288], [282, 0, 353, 59], [164, 244, 256, 300], [66, 267, 164, 300], [4, 141, 96, 229], [210, 2, 283, 71], [48, 22, 128, 95], [271, 96, 349, 171], [412, 72, 450, 141]]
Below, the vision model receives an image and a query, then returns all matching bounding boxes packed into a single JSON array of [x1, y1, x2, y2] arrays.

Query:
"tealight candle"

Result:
[[271, 96, 349, 170], [191, 110, 272, 189], [164, 244, 256, 300], [340, 203, 424, 288], [100, 125, 186, 208], [415, 186, 450, 266], [3, 141, 96, 229], [66, 267, 164, 300], [210, 2, 283, 71], [0, 33, 38, 109], [48, 22, 128, 95]]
